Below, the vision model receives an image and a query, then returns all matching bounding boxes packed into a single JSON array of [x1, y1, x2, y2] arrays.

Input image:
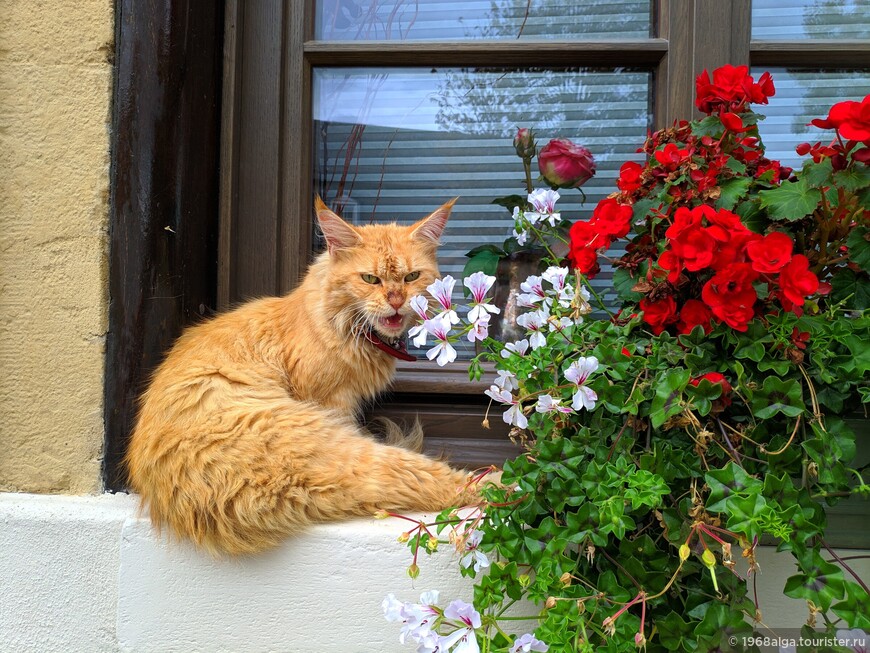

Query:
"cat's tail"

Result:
[[367, 416, 425, 452], [130, 405, 478, 556]]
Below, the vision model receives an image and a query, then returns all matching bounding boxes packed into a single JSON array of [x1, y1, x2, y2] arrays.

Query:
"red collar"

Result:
[[363, 330, 417, 362]]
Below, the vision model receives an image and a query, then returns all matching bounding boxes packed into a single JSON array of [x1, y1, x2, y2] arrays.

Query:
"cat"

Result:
[[125, 197, 478, 556]]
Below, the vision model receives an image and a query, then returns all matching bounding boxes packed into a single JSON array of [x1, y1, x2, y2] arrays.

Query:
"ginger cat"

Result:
[[125, 198, 475, 556]]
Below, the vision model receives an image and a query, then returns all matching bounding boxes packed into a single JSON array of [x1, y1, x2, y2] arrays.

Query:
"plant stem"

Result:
[[820, 536, 870, 597]]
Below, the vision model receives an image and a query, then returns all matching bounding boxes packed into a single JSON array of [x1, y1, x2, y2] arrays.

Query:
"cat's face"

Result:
[[315, 198, 455, 342]]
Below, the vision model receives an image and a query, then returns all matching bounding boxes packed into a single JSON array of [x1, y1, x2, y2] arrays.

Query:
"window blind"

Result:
[[313, 67, 651, 356], [752, 0, 870, 40], [315, 0, 651, 40]]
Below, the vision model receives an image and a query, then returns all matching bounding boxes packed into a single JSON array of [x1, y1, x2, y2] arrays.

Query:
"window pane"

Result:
[[753, 68, 870, 169], [752, 0, 870, 39], [312, 67, 651, 357], [315, 0, 651, 40]]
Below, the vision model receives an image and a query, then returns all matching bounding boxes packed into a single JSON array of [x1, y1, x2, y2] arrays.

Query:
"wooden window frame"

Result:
[[104, 0, 870, 488]]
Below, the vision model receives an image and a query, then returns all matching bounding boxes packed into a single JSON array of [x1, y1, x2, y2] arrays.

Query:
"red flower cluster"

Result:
[[805, 94, 870, 165], [567, 198, 632, 277], [564, 65, 827, 338], [695, 65, 775, 115]]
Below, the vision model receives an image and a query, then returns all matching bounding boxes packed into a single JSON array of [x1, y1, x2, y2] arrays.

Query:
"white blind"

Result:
[[315, 0, 651, 40], [752, 0, 870, 40], [313, 67, 651, 356], [753, 68, 870, 169]]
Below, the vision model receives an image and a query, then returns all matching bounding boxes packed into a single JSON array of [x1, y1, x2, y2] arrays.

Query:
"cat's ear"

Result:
[[410, 197, 457, 246], [315, 196, 362, 254]]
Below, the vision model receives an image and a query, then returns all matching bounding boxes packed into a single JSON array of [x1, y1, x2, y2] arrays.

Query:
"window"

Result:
[[217, 0, 870, 466]]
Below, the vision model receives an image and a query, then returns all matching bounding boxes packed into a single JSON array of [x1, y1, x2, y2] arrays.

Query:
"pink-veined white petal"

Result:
[[427, 275, 456, 313]]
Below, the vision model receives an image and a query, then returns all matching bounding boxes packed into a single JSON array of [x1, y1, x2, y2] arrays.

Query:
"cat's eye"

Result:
[[404, 271, 421, 282], [361, 273, 381, 284]]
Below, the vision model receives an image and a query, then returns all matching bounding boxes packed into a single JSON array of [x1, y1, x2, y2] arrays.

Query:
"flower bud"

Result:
[[518, 573, 531, 588], [559, 572, 572, 587], [679, 544, 691, 561], [545, 596, 557, 610], [513, 127, 536, 159], [374, 510, 390, 519], [701, 548, 716, 569], [576, 599, 586, 614], [397, 531, 411, 543], [425, 537, 439, 552], [538, 138, 596, 189], [407, 563, 420, 579], [635, 632, 647, 648]]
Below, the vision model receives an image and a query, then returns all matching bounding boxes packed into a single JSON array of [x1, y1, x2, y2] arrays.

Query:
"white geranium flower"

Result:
[[526, 189, 560, 226], [427, 275, 459, 324], [564, 357, 599, 411], [535, 394, 572, 415], [511, 633, 549, 653], [516, 309, 548, 350], [484, 385, 528, 429], [441, 600, 482, 653], [424, 316, 457, 367], [494, 369, 518, 392], [467, 314, 491, 343], [519, 275, 546, 305], [501, 339, 529, 358], [459, 530, 490, 573], [463, 272, 500, 323]]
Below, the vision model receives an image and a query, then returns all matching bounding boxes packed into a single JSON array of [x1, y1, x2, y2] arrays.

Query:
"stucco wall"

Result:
[[0, 0, 114, 492]]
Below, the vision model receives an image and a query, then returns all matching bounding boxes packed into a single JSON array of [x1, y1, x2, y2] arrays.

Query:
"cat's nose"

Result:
[[387, 291, 405, 310]]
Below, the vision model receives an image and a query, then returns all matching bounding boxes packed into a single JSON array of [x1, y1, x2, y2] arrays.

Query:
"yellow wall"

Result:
[[0, 0, 114, 492]]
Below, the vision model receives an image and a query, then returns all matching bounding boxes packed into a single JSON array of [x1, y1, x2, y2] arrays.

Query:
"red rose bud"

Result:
[[513, 127, 536, 159], [538, 138, 596, 189], [746, 231, 794, 274]]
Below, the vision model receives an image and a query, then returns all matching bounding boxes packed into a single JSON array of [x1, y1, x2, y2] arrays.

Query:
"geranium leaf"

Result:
[[833, 164, 870, 192], [650, 368, 690, 428], [846, 226, 870, 272], [800, 158, 833, 188], [750, 376, 804, 419], [758, 177, 821, 221], [831, 268, 870, 310], [715, 177, 752, 211]]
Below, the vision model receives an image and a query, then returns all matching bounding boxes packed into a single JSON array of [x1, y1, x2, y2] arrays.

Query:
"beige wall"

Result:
[[0, 0, 114, 492]]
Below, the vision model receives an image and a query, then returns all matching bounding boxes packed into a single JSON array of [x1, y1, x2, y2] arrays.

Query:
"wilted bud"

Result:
[[545, 596, 557, 610], [397, 531, 411, 543], [576, 599, 586, 614], [559, 572, 572, 587], [807, 461, 819, 479], [513, 127, 536, 159], [602, 616, 616, 637], [407, 563, 420, 579], [538, 138, 596, 189], [635, 632, 647, 648], [481, 418, 490, 430]]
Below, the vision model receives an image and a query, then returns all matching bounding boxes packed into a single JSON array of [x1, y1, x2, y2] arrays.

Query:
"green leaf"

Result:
[[784, 556, 845, 612], [491, 194, 528, 213], [705, 462, 763, 512], [715, 177, 752, 211], [832, 581, 870, 629], [831, 268, 870, 310], [691, 115, 723, 138], [833, 164, 870, 192], [847, 226, 870, 272], [800, 157, 833, 189], [750, 376, 804, 419], [757, 177, 821, 221], [735, 199, 767, 233], [612, 267, 644, 303], [462, 249, 501, 280], [650, 368, 691, 428]]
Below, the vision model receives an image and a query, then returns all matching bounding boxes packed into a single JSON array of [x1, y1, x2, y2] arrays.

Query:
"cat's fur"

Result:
[[125, 198, 475, 556]]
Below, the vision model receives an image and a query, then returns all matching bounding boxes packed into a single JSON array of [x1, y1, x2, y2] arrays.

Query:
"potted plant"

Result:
[[386, 65, 870, 653], [464, 130, 596, 342]]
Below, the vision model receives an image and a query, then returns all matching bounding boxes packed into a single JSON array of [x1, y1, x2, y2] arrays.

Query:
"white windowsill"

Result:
[[2, 492, 868, 652]]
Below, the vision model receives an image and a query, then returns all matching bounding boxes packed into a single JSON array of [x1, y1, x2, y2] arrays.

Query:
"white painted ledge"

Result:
[[2, 492, 868, 652]]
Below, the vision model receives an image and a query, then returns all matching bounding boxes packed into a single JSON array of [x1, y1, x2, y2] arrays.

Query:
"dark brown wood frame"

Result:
[[103, 0, 224, 490]]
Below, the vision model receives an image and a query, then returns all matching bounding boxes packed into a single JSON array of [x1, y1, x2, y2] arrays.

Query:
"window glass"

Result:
[[752, 0, 870, 39], [315, 0, 652, 40], [753, 68, 870, 169], [313, 67, 651, 357]]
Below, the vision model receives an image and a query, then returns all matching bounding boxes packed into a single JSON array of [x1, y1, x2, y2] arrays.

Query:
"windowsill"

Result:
[[2, 492, 869, 652]]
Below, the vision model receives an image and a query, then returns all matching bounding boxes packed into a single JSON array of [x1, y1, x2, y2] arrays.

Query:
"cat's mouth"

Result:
[[377, 312, 406, 333]]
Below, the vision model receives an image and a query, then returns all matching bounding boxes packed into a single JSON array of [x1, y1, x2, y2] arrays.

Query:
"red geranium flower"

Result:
[[778, 254, 819, 307], [695, 65, 774, 115], [654, 143, 691, 172], [616, 161, 644, 193], [592, 198, 633, 239], [811, 95, 870, 141], [569, 245, 601, 278], [639, 295, 678, 334], [701, 263, 759, 331], [677, 299, 714, 335], [746, 231, 794, 274]]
